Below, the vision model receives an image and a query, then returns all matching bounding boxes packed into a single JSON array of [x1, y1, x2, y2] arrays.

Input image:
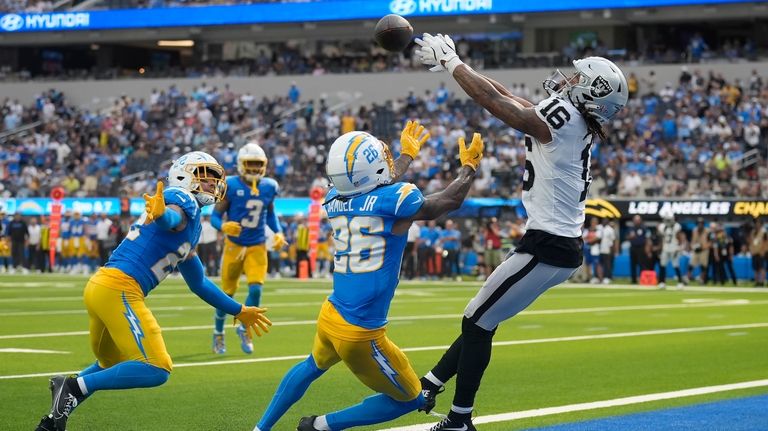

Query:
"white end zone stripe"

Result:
[[378, 379, 768, 431]]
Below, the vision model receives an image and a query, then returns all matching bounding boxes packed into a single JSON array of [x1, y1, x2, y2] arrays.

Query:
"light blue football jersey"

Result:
[[60, 217, 71, 239], [70, 219, 85, 237], [222, 176, 279, 246], [324, 182, 424, 330], [106, 187, 202, 296]]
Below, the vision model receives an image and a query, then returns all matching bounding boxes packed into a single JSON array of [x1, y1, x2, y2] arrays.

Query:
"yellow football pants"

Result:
[[84, 268, 172, 372], [220, 237, 268, 296], [311, 300, 421, 401]]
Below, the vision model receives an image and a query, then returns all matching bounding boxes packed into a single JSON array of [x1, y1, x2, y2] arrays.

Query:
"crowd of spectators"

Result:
[[1, 64, 767, 201], [0, 33, 762, 83]]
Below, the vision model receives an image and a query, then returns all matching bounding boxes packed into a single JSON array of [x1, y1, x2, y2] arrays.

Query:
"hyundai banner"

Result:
[[0, 0, 755, 33]]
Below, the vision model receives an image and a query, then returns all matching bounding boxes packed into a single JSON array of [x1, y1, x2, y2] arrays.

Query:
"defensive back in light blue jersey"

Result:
[[224, 176, 279, 246], [324, 182, 424, 330], [70, 219, 84, 237], [106, 187, 202, 296], [60, 217, 71, 239]]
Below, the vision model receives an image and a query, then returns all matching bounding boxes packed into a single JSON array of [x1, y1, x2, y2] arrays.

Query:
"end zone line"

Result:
[[378, 379, 768, 431]]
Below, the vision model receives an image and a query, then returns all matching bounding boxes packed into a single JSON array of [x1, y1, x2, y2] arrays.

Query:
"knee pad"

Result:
[[462, 316, 496, 342]]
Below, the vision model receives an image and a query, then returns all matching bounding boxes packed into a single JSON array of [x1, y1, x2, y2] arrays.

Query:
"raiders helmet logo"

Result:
[[590, 76, 613, 98]]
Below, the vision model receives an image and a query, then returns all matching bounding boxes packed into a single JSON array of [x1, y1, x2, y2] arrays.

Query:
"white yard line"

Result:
[[1, 322, 766, 380], [0, 348, 69, 354], [2, 300, 766, 339], [377, 379, 768, 431]]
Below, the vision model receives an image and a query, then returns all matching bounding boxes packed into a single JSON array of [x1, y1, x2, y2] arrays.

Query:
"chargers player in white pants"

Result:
[[414, 33, 629, 430]]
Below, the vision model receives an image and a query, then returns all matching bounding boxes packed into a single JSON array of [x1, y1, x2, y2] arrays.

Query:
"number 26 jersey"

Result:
[[523, 94, 591, 238], [323, 182, 424, 330]]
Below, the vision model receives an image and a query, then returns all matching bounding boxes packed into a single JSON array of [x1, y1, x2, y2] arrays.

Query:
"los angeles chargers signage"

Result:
[[0, 0, 753, 33]]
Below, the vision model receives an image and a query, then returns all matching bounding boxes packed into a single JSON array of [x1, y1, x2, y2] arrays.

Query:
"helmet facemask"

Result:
[[239, 157, 267, 183], [189, 163, 227, 205]]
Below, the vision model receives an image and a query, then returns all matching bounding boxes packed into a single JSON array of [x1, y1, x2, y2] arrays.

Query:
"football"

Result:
[[374, 14, 414, 52]]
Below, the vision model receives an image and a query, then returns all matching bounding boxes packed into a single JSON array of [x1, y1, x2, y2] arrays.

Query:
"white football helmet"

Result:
[[237, 142, 268, 182], [544, 56, 628, 124], [168, 151, 226, 207], [326, 131, 394, 197]]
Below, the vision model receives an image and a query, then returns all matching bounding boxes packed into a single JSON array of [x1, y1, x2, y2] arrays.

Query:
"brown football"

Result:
[[374, 14, 414, 52]]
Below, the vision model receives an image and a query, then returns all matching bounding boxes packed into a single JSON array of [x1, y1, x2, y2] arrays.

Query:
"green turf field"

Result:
[[1, 275, 767, 431]]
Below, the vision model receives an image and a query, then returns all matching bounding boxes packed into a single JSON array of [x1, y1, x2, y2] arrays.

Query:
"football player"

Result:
[[35, 151, 271, 431], [69, 212, 86, 274], [58, 210, 72, 272], [415, 34, 628, 430], [210, 142, 287, 355], [658, 208, 686, 289], [253, 121, 483, 431]]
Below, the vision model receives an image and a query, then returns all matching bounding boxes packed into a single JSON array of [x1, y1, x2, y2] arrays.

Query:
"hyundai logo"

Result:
[[389, 0, 417, 16], [0, 14, 24, 32]]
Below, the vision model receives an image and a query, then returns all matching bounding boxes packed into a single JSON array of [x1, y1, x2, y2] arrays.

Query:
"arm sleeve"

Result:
[[155, 208, 183, 231], [178, 255, 242, 315], [211, 209, 224, 231], [266, 204, 281, 233]]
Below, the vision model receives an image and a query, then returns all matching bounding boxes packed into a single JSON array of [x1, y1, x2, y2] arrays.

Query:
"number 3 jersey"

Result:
[[323, 182, 424, 330], [106, 187, 202, 296], [223, 176, 279, 246], [523, 94, 590, 239]]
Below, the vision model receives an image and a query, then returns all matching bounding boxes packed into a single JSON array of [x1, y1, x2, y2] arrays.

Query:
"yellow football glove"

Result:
[[272, 232, 288, 251], [234, 305, 272, 338], [143, 181, 166, 222], [399, 120, 430, 159], [459, 133, 484, 170], [221, 221, 242, 237]]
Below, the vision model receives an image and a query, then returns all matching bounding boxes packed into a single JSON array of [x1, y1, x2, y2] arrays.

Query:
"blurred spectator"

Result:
[[748, 220, 766, 287], [599, 219, 617, 284], [712, 224, 737, 285], [440, 219, 461, 280], [627, 215, 648, 284], [198, 215, 218, 276], [95, 213, 114, 265], [27, 217, 42, 271], [688, 218, 711, 283], [294, 214, 311, 278], [482, 218, 502, 279], [7, 213, 28, 272]]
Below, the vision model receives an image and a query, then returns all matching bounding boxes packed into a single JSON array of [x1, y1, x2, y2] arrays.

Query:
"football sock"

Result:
[[326, 393, 425, 430], [80, 361, 169, 394], [448, 404, 473, 422], [313, 415, 331, 430], [452, 317, 495, 409], [246, 283, 262, 307], [214, 307, 227, 334], [429, 333, 464, 384], [77, 361, 104, 377], [257, 355, 325, 431]]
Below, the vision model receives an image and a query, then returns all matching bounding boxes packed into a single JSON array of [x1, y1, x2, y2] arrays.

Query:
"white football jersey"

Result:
[[523, 95, 591, 238], [659, 222, 682, 252]]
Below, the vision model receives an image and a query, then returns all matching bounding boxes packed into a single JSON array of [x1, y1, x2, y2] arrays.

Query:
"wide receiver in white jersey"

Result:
[[414, 34, 629, 431], [658, 207, 687, 289]]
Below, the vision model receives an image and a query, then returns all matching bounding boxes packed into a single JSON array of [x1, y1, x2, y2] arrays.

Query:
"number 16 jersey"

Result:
[[323, 182, 424, 330], [523, 94, 590, 238]]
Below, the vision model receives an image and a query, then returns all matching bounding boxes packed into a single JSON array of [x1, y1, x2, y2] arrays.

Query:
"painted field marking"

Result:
[[1, 322, 766, 380], [377, 379, 768, 431]]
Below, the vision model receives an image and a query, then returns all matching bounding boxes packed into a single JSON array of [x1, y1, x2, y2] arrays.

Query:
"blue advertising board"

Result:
[[0, 0, 757, 33]]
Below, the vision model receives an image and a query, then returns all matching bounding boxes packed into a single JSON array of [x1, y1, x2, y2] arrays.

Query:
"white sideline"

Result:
[[1, 300, 767, 340], [377, 379, 768, 431], [0, 348, 69, 354], [1, 322, 766, 380]]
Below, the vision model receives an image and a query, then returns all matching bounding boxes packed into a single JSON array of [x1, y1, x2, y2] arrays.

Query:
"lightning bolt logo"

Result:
[[122, 292, 147, 359], [371, 341, 406, 394], [395, 183, 418, 214], [345, 133, 368, 182]]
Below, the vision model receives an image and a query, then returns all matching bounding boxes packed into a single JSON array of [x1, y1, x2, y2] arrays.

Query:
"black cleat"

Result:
[[34, 415, 56, 431], [428, 416, 477, 431], [50, 375, 84, 431], [296, 415, 320, 431], [418, 378, 445, 414]]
